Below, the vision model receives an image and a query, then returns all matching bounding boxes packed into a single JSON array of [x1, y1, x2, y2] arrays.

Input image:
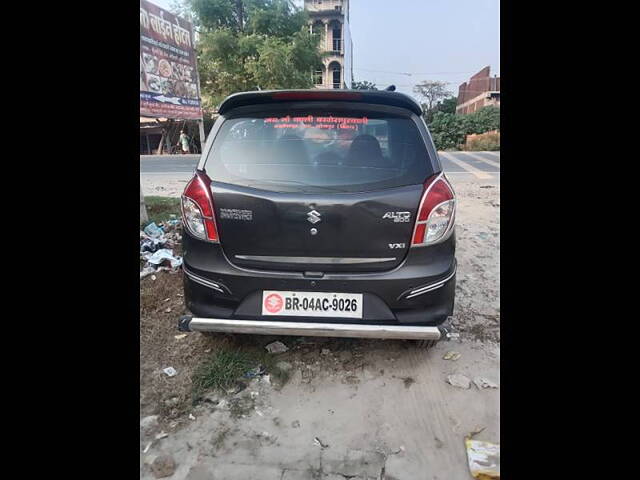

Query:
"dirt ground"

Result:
[[450, 180, 500, 343], [141, 174, 191, 198], [140, 175, 500, 479]]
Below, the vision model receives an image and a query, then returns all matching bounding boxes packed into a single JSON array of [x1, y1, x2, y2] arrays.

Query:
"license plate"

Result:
[[261, 291, 363, 318]]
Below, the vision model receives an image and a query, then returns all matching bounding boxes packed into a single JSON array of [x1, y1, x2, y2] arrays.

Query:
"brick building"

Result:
[[304, 0, 353, 89], [456, 66, 500, 115]]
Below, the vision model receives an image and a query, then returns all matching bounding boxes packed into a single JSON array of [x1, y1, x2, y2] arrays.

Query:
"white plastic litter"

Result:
[[143, 222, 164, 238], [143, 249, 183, 269], [473, 377, 499, 389], [140, 221, 183, 277], [446, 374, 471, 389], [163, 367, 177, 377], [465, 439, 500, 479], [265, 341, 288, 354], [140, 266, 156, 279]]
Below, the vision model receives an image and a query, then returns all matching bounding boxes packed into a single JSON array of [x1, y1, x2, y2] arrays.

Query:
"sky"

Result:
[[151, 0, 500, 101]]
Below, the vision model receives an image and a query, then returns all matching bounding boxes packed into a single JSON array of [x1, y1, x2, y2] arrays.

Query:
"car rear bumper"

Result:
[[179, 316, 443, 340], [181, 229, 456, 328]]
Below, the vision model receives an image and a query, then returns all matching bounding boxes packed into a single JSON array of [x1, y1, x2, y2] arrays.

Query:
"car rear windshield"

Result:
[[205, 109, 434, 193]]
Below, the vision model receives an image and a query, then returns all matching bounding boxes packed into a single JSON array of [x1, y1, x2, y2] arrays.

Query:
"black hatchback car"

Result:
[[178, 90, 456, 345]]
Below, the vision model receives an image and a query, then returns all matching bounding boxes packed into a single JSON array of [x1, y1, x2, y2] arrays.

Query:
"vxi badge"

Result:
[[382, 211, 411, 223]]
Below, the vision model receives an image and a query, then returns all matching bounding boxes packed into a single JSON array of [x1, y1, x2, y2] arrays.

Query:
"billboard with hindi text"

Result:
[[140, 0, 202, 119]]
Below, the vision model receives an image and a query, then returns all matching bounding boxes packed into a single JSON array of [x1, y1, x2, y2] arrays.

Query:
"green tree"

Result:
[[413, 80, 452, 121], [462, 105, 500, 134], [187, 0, 245, 30], [429, 112, 467, 150], [433, 96, 457, 115], [428, 106, 500, 151], [178, 0, 323, 109], [351, 80, 378, 90]]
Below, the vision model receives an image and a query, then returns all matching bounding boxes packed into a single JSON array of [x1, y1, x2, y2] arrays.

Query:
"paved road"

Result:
[[140, 151, 500, 178], [140, 154, 200, 174]]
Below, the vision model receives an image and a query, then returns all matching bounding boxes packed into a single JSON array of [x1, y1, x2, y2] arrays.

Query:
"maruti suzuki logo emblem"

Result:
[[307, 210, 321, 224]]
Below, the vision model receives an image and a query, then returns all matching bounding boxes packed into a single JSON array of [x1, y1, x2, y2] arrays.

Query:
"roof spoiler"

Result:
[[218, 89, 423, 116]]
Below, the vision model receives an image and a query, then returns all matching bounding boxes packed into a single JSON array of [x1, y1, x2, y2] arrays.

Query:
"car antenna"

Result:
[[385, 85, 396, 92]]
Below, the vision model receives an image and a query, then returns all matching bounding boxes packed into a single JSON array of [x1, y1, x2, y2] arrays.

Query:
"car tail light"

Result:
[[181, 171, 218, 242], [411, 173, 456, 246]]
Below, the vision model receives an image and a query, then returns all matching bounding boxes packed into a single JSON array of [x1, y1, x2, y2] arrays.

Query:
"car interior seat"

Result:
[[346, 134, 387, 167], [273, 133, 310, 164]]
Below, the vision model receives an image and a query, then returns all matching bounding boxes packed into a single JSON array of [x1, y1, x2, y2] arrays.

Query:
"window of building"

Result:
[[313, 68, 323, 85], [332, 26, 342, 52], [311, 21, 324, 39], [332, 65, 341, 89]]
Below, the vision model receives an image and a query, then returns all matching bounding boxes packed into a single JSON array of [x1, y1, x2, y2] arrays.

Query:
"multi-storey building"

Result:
[[304, 0, 353, 89], [456, 66, 500, 115]]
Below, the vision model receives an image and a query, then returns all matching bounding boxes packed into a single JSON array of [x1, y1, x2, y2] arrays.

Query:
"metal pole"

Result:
[[140, 182, 148, 224], [189, 16, 206, 152], [198, 119, 206, 153]]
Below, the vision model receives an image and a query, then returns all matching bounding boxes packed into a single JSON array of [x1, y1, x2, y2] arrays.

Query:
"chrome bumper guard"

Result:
[[179, 316, 441, 340]]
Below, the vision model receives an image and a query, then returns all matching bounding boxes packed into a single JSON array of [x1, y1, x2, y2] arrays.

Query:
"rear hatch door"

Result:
[[206, 105, 436, 272], [213, 182, 423, 273]]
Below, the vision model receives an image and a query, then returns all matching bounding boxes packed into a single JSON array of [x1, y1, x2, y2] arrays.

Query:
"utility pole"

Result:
[[189, 15, 206, 152], [198, 118, 206, 153], [140, 182, 148, 224]]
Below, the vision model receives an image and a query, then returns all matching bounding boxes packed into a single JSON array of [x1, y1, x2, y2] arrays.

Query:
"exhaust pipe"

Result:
[[178, 316, 441, 340]]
